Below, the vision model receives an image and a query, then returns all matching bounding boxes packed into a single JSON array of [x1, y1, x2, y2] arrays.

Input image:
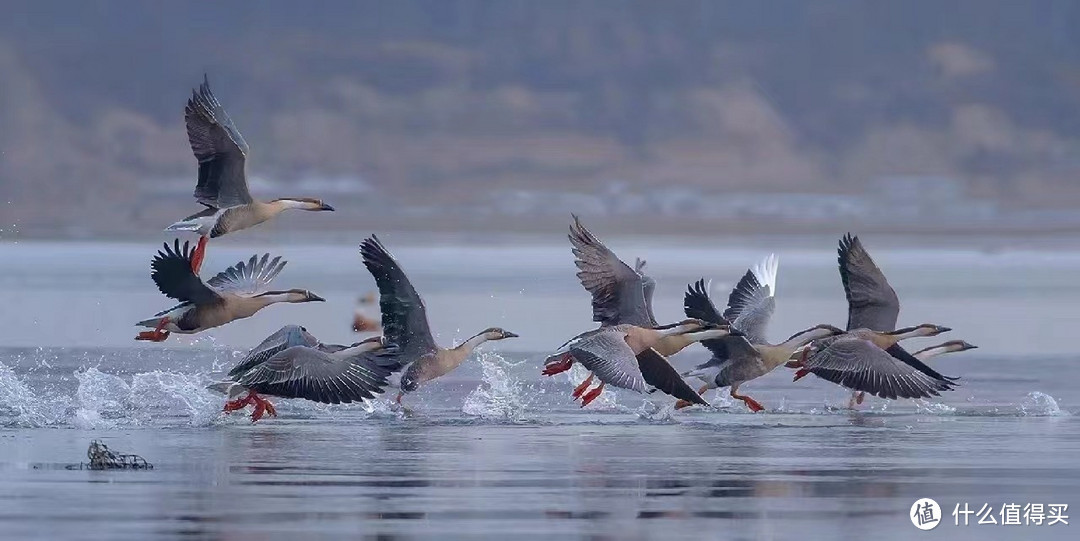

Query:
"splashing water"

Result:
[[462, 352, 532, 422], [72, 367, 226, 428], [0, 362, 53, 427], [1017, 391, 1066, 417]]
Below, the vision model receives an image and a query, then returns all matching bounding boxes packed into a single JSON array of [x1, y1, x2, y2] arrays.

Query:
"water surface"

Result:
[[0, 240, 1077, 540]]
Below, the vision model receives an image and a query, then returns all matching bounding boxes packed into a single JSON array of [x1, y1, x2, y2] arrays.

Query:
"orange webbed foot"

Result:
[[579, 382, 605, 407]]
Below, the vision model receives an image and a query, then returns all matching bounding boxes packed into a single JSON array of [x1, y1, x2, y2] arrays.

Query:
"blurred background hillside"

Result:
[[2, 0, 1079, 239]]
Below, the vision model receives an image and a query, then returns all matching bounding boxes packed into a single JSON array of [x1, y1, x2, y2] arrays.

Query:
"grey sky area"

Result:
[[2, 0, 1079, 237]]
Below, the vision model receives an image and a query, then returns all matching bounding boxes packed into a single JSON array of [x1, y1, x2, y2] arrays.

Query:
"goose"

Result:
[[135, 239, 324, 341], [360, 235, 518, 405], [912, 340, 978, 360], [789, 326, 959, 400], [211, 325, 398, 422], [677, 262, 846, 411], [826, 233, 960, 407], [165, 76, 334, 273], [542, 319, 737, 407], [568, 215, 705, 359]]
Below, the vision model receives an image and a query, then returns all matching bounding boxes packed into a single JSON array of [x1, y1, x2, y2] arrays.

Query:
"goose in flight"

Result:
[[789, 325, 959, 400], [135, 239, 324, 341], [165, 76, 335, 273], [542, 319, 737, 407], [826, 233, 961, 407], [360, 235, 518, 405], [678, 257, 847, 411], [568, 215, 710, 360], [212, 325, 398, 422], [912, 340, 977, 360]]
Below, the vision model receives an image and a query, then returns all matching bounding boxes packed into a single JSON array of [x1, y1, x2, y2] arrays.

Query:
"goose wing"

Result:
[[360, 235, 438, 358], [723, 254, 778, 344], [228, 325, 317, 378], [569, 215, 654, 327], [206, 253, 287, 297], [838, 234, 899, 332], [235, 346, 393, 404], [150, 239, 221, 305], [801, 335, 955, 399], [683, 279, 746, 358], [185, 75, 253, 209], [635, 258, 659, 326], [568, 328, 647, 392], [636, 348, 708, 405]]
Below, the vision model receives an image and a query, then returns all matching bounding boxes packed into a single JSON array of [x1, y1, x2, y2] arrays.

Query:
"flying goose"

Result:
[[360, 235, 518, 405], [912, 340, 978, 360], [135, 239, 324, 341], [569, 215, 707, 360], [165, 76, 335, 273], [827, 233, 960, 406], [212, 325, 398, 422], [542, 319, 737, 407], [677, 261, 846, 411], [789, 325, 959, 400]]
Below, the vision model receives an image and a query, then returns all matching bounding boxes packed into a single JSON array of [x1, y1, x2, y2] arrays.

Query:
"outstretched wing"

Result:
[[360, 235, 438, 357], [185, 74, 252, 209], [569, 215, 652, 327], [683, 279, 735, 357], [206, 253, 287, 297], [723, 254, 777, 345], [636, 348, 708, 405], [838, 234, 899, 332], [229, 325, 317, 378], [802, 336, 955, 400], [635, 258, 659, 326], [150, 239, 221, 305], [235, 346, 392, 404], [569, 329, 646, 392]]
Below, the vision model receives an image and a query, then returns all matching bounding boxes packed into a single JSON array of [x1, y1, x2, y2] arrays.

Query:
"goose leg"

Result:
[[190, 236, 208, 274], [572, 373, 594, 399], [223, 391, 277, 422], [249, 393, 277, 423], [223, 393, 253, 413], [135, 317, 171, 342], [731, 385, 765, 412], [579, 381, 605, 407], [847, 391, 866, 409], [542, 353, 574, 376]]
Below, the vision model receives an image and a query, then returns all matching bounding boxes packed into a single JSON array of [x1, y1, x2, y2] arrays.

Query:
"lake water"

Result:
[[1, 238, 1078, 540]]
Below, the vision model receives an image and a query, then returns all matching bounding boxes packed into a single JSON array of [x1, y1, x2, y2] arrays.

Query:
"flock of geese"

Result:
[[136, 77, 971, 422]]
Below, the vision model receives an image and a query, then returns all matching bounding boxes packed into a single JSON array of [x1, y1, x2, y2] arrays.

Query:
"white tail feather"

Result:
[[751, 254, 779, 297]]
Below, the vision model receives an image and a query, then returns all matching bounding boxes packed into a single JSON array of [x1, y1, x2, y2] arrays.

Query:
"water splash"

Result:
[[0, 362, 52, 427], [1017, 391, 1066, 416], [462, 352, 532, 422], [72, 367, 227, 428]]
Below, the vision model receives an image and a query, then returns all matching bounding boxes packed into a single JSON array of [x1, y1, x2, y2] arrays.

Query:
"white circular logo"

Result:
[[910, 498, 942, 530]]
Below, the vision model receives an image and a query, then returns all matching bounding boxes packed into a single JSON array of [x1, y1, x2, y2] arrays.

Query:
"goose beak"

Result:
[[306, 292, 326, 302], [319, 203, 335, 211], [502, 331, 519, 339]]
